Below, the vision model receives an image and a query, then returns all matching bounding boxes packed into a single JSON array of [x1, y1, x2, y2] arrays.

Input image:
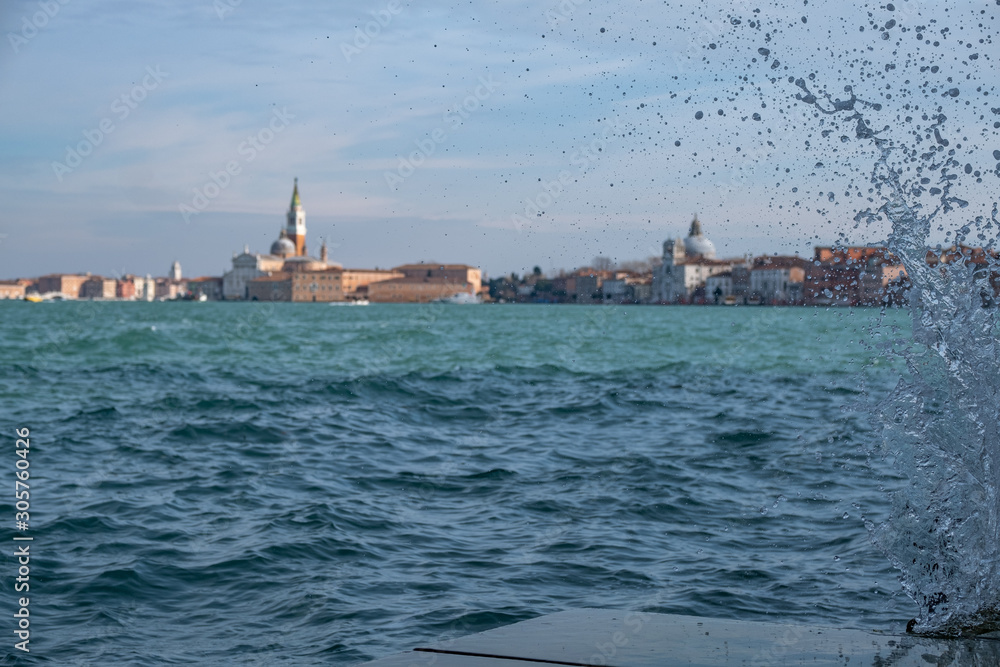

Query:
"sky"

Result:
[[0, 0, 996, 280]]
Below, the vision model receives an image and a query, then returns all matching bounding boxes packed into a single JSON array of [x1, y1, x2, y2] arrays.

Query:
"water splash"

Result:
[[858, 129, 1000, 636]]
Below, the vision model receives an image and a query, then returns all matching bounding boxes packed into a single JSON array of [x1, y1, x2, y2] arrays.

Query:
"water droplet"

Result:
[[695, 111, 704, 120]]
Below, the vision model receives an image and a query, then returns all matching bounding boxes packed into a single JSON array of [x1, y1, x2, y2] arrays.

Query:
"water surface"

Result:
[[0, 302, 911, 664]]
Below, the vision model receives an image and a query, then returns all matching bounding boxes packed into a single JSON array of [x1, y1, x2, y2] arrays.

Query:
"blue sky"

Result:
[[0, 0, 996, 279]]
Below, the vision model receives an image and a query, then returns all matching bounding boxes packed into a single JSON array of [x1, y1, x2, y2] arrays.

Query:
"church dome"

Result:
[[684, 215, 716, 258], [270, 230, 295, 257], [684, 235, 716, 258]]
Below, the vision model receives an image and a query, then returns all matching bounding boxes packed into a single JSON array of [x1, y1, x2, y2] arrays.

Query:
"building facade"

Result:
[[369, 276, 475, 303], [223, 180, 341, 299], [247, 273, 292, 301], [652, 216, 740, 303], [805, 246, 907, 306], [80, 277, 117, 299], [748, 256, 809, 305], [0, 281, 27, 299], [35, 274, 91, 298]]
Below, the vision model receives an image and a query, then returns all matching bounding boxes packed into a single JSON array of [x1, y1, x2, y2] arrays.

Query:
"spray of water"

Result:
[[856, 129, 1000, 636]]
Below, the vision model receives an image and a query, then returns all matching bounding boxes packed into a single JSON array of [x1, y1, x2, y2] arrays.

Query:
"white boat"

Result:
[[433, 292, 482, 305], [330, 299, 369, 306]]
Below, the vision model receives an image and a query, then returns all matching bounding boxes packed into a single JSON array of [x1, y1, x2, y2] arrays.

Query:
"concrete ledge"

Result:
[[361, 608, 1000, 666]]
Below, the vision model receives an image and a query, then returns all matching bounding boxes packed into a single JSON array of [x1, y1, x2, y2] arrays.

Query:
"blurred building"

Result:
[[35, 273, 91, 298], [224, 180, 342, 300], [652, 216, 743, 303], [924, 244, 1000, 306], [186, 277, 223, 301], [574, 273, 601, 304], [247, 273, 292, 301], [116, 274, 156, 301], [705, 272, 733, 303], [749, 255, 810, 305], [0, 280, 28, 299], [80, 276, 117, 299], [805, 246, 907, 306], [601, 272, 651, 304], [368, 263, 482, 303]]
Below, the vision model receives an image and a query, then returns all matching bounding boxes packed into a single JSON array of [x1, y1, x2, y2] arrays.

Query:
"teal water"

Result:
[[0, 302, 912, 664]]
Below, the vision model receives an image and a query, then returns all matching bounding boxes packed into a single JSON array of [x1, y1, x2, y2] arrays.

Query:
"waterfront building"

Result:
[[247, 272, 292, 301], [391, 263, 482, 294], [340, 269, 405, 300], [116, 277, 136, 300], [0, 280, 28, 299], [155, 277, 185, 300], [118, 274, 155, 301], [366, 263, 482, 303], [368, 276, 473, 302], [224, 247, 281, 300], [80, 276, 117, 299], [186, 277, 223, 300], [574, 274, 601, 303], [652, 216, 739, 303], [223, 180, 341, 299], [704, 272, 733, 303], [291, 268, 342, 302], [170, 261, 182, 281], [141, 274, 156, 301], [600, 273, 650, 304], [35, 273, 91, 298], [749, 256, 809, 305], [630, 279, 652, 304], [805, 246, 906, 306], [282, 268, 404, 302]]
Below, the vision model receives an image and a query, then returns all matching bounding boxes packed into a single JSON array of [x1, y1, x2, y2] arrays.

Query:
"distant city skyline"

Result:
[[1, 0, 993, 280]]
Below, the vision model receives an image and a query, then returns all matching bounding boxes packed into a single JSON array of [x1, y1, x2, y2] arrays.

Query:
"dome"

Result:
[[270, 233, 295, 257], [684, 215, 716, 258], [684, 235, 716, 258]]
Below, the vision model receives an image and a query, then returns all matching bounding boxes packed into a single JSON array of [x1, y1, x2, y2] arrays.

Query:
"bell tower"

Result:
[[286, 178, 307, 256]]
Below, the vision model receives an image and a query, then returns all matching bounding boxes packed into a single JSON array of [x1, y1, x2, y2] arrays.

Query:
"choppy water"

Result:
[[0, 301, 916, 664]]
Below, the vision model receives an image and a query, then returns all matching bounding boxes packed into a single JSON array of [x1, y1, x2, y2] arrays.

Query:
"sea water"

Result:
[[0, 301, 913, 664]]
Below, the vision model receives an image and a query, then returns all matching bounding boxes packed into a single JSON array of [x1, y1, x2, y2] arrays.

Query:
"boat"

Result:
[[24, 294, 43, 303], [330, 299, 369, 306], [433, 292, 482, 305]]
